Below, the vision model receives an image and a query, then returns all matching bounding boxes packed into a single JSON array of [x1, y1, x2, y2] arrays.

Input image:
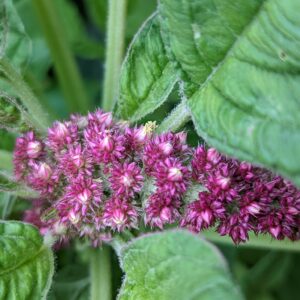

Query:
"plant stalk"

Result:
[[157, 100, 191, 133], [102, 0, 127, 111], [32, 0, 89, 114], [202, 230, 300, 252], [90, 246, 112, 300], [0, 58, 50, 132], [89, 3, 128, 298]]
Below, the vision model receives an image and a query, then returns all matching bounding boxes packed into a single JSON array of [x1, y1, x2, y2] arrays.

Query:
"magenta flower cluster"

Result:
[[182, 147, 300, 243], [14, 110, 300, 245]]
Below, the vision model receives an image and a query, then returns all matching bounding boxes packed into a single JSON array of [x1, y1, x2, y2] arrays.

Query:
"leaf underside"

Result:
[[118, 230, 243, 300], [117, 13, 178, 122]]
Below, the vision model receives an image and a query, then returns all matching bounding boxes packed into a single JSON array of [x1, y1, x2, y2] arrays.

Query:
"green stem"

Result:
[[157, 100, 191, 133], [90, 246, 112, 300], [32, 0, 89, 113], [202, 230, 300, 252], [102, 0, 127, 111], [1, 193, 16, 219], [0, 58, 50, 132]]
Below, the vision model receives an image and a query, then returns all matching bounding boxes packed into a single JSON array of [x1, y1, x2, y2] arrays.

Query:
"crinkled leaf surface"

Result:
[[0, 221, 54, 299], [118, 230, 243, 300], [117, 14, 178, 122], [0, 0, 31, 70], [159, 0, 300, 186]]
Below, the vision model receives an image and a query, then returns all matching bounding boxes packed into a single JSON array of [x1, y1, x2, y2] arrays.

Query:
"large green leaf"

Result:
[[117, 14, 178, 122], [159, 0, 300, 185], [118, 230, 243, 300], [0, 0, 31, 70], [0, 221, 54, 299]]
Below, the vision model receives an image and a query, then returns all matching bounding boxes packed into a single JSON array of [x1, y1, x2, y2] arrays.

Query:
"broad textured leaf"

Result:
[[117, 14, 178, 122], [0, 221, 54, 299], [0, 0, 31, 70], [159, 0, 300, 186], [118, 230, 243, 300]]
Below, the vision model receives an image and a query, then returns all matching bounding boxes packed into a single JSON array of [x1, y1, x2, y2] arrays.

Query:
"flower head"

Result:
[[84, 128, 126, 164], [143, 132, 190, 173], [102, 197, 138, 232], [47, 121, 78, 153], [12, 109, 300, 246], [13, 131, 44, 180], [109, 161, 144, 197], [181, 192, 225, 231], [154, 158, 191, 196], [144, 193, 181, 229]]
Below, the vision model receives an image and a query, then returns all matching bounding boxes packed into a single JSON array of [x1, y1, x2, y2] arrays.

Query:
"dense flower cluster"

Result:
[[14, 110, 300, 245], [182, 146, 300, 243]]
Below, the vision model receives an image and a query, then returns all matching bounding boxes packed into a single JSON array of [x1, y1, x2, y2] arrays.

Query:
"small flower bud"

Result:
[[159, 142, 173, 155], [69, 210, 80, 224], [207, 148, 220, 164], [168, 167, 183, 182], [27, 141, 42, 158], [77, 189, 91, 204], [36, 163, 52, 180]]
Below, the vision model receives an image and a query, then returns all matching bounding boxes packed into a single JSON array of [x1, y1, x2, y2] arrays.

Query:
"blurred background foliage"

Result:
[[0, 1, 299, 299]]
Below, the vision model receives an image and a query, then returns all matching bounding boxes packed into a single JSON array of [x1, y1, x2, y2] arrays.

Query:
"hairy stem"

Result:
[[0, 58, 50, 132], [157, 100, 191, 133], [90, 246, 112, 300], [102, 0, 127, 111], [202, 230, 300, 252], [32, 0, 89, 113]]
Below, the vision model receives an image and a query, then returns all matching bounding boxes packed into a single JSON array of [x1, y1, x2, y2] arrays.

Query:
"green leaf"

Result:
[[0, 92, 32, 132], [54, 0, 104, 59], [86, 0, 156, 41], [0, 221, 54, 299], [159, 0, 300, 186], [242, 252, 292, 296], [0, 0, 31, 70], [14, 0, 51, 79], [117, 14, 178, 122], [118, 230, 243, 300], [0, 149, 13, 172], [0, 129, 15, 151], [0, 170, 39, 198], [47, 265, 89, 300], [126, 0, 157, 39], [0, 192, 15, 219]]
